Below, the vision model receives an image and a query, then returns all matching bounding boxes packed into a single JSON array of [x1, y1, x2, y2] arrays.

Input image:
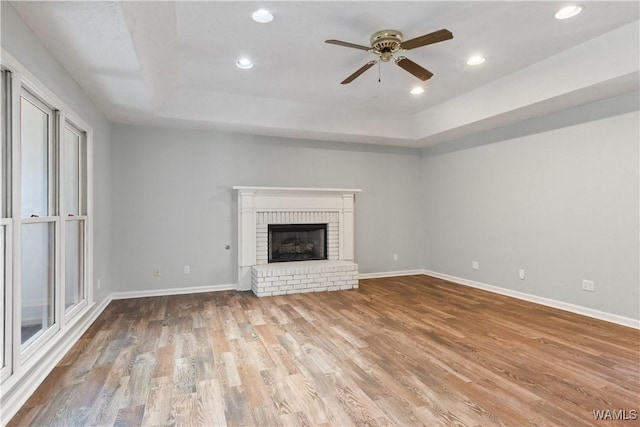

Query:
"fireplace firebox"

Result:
[[268, 223, 327, 263]]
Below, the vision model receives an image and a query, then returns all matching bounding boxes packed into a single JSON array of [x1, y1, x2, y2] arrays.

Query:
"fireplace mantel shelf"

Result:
[[233, 186, 361, 195]]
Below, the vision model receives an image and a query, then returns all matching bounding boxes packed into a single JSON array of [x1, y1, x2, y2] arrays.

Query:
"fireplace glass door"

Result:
[[268, 224, 327, 263]]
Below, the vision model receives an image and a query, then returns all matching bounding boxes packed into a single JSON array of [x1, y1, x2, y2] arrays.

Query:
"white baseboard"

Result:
[[358, 269, 424, 280], [423, 269, 640, 330], [110, 283, 238, 300], [1, 296, 112, 425]]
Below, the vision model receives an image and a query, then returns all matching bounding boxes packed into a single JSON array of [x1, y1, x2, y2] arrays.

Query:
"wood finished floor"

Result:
[[9, 275, 640, 426]]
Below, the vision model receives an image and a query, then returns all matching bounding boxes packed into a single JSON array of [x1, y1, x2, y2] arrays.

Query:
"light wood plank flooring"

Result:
[[9, 275, 640, 426]]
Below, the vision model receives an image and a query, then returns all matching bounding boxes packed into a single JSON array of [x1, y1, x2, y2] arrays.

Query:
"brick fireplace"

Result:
[[234, 186, 361, 296]]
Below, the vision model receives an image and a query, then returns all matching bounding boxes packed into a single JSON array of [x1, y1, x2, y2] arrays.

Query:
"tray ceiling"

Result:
[[9, 1, 640, 147]]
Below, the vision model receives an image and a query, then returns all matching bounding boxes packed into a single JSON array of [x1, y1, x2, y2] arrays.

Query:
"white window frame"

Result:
[[61, 120, 88, 320], [0, 220, 13, 383], [0, 50, 93, 383], [15, 83, 60, 361], [0, 69, 12, 383]]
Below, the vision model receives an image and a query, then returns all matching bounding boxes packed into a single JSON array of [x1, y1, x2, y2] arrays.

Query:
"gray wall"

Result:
[[111, 102, 639, 321], [111, 125, 423, 293], [1, 2, 113, 301], [421, 108, 639, 320]]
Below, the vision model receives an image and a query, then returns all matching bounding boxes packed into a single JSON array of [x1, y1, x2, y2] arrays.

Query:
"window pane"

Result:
[[63, 126, 80, 216], [80, 135, 87, 216], [1, 71, 9, 218], [65, 220, 84, 311], [21, 222, 54, 345], [20, 96, 49, 218]]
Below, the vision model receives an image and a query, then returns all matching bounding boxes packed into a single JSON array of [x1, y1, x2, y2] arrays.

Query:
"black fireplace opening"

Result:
[[268, 223, 328, 263]]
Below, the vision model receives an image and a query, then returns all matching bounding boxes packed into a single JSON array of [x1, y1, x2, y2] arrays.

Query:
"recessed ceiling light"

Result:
[[410, 87, 424, 95], [555, 5, 583, 19], [236, 58, 253, 69], [466, 55, 486, 66], [252, 9, 273, 23]]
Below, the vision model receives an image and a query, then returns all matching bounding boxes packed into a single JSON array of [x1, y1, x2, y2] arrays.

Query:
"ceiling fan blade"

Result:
[[325, 39, 371, 51], [341, 61, 377, 84], [400, 29, 453, 50], [395, 57, 433, 81]]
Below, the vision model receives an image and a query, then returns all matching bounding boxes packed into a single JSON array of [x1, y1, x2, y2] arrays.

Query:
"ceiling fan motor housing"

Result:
[[370, 29, 403, 61]]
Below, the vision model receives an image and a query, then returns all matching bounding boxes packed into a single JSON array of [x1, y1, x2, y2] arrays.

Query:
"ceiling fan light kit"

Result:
[[325, 28, 453, 84]]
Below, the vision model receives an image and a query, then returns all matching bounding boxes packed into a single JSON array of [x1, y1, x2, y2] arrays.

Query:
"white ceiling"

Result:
[[9, 1, 640, 147]]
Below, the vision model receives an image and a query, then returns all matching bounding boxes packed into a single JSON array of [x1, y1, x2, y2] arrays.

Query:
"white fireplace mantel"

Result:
[[234, 186, 361, 291]]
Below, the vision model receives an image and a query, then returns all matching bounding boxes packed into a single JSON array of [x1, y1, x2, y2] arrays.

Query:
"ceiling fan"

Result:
[[325, 28, 453, 84]]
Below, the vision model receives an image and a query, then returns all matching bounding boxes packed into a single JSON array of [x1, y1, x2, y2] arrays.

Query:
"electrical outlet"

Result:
[[153, 268, 160, 277], [97, 279, 101, 289], [184, 265, 191, 275], [393, 254, 398, 261], [582, 279, 594, 292], [518, 269, 525, 280], [472, 261, 479, 270]]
